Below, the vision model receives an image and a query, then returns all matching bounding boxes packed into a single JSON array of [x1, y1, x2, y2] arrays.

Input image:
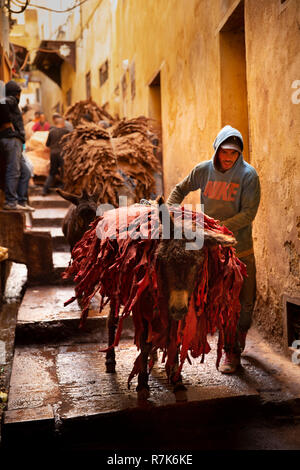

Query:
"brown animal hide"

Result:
[[61, 117, 161, 206], [64, 98, 116, 127]]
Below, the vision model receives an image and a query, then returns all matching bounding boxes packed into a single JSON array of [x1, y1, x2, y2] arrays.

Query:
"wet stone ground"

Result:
[[2, 329, 300, 451]]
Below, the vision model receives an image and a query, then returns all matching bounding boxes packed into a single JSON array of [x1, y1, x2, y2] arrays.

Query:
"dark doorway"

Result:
[[149, 71, 164, 196], [219, 0, 250, 162]]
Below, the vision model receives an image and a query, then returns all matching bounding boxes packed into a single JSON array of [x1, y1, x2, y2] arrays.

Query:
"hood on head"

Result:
[[5, 80, 22, 97], [213, 125, 243, 152], [212, 125, 244, 170]]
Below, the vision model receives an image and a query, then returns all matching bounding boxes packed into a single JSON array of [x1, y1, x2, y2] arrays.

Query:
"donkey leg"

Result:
[[105, 301, 118, 373], [170, 348, 187, 394], [136, 325, 152, 400]]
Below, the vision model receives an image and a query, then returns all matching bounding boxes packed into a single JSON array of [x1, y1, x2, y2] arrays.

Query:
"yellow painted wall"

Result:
[[245, 0, 300, 345], [108, 0, 225, 208], [10, 10, 40, 62], [0, 9, 11, 82]]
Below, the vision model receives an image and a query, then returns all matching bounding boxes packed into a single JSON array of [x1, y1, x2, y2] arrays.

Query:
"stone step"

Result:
[[53, 251, 72, 273], [28, 184, 61, 196], [31, 208, 69, 228], [14, 285, 133, 344], [29, 194, 70, 209], [30, 227, 68, 251]]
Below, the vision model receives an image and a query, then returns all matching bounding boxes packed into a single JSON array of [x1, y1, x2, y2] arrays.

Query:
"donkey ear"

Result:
[[91, 187, 100, 204], [81, 188, 89, 200], [156, 195, 165, 206], [204, 230, 236, 247], [56, 188, 80, 206]]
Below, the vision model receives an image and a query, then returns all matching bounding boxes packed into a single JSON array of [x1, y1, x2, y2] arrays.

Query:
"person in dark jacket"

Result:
[[167, 125, 261, 374], [0, 80, 34, 211], [42, 116, 70, 195]]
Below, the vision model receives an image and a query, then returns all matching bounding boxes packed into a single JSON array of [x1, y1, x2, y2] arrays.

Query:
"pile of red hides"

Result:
[[63, 204, 246, 385]]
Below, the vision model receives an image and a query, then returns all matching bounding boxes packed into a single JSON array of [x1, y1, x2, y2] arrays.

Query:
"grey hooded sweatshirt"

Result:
[[167, 125, 261, 257]]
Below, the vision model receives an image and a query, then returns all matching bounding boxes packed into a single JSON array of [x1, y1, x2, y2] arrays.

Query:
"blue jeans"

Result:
[[0, 137, 23, 206], [17, 154, 32, 204]]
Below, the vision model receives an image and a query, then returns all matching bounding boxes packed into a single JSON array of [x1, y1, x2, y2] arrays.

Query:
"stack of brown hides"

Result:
[[64, 98, 116, 127], [61, 116, 161, 206]]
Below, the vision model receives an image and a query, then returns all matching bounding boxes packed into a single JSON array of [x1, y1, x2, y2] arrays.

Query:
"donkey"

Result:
[[56, 188, 99, 251], [105, 198, 236, 400]]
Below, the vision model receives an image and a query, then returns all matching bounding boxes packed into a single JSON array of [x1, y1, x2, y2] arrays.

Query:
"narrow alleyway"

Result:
[[0, 187, 300, 453]]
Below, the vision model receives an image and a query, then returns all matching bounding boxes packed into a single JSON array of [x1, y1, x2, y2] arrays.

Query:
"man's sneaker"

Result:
[[219, 352, 241, 374], [3, 203, 25, 211], [19, 203, 35, 212], [3, 203, 34, 212]]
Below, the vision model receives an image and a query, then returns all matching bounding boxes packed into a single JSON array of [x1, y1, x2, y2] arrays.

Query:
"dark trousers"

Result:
[[0, 137, 23, 205], [43, 152, 64, 194], [238, 254, 256, 332], [225, 253, 257, 353]]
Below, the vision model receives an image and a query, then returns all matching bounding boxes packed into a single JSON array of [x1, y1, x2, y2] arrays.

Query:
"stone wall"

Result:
[[245, 0, 300, 347]]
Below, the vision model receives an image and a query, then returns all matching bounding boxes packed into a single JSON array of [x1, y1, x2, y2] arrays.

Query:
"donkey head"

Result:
[[155, 197, 236, 321], [57, 188, 99, 227], [57, 188, 100, 251]]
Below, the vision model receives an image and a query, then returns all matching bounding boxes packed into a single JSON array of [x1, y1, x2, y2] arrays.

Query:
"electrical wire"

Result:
[[5, 0, 29, 14], [19, 49, 30, 70], [10, 0, 90, 14]]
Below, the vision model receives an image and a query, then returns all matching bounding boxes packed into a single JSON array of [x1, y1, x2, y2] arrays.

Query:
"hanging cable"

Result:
[[5, 0, 29, 14], [9, 0, 90, 14]]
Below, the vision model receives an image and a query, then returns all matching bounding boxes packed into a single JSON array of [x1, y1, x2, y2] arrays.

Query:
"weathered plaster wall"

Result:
[[245, 0, 300, 346], [10, 9, 39, 63], [108, 0, 225, 207], [0, 8, 10, 54], [61, 0, 112, 108], [0, 9, 11, 81]]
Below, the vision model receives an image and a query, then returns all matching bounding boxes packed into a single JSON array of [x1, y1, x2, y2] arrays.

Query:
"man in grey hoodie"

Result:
[[167, 125, 261, 373]]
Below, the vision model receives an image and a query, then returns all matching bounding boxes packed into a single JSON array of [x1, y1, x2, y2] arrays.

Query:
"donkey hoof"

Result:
[[137, 388, 150, 401], [174, 389, 188, 402], [173, 382, 187, 392], [105, 362, 116, 373]]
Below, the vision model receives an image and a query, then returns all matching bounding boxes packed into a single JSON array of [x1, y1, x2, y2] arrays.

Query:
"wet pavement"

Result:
[[3, 328, 300, 452], [4, 338, 258, 422]]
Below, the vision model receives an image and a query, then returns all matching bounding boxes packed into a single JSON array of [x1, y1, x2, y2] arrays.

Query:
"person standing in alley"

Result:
[[167, 125, 261, 374], [0, 80, 34, 211], [51, 113, 73, 132], [32, 111, 50, 132], [42, 116, 70, 195]]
